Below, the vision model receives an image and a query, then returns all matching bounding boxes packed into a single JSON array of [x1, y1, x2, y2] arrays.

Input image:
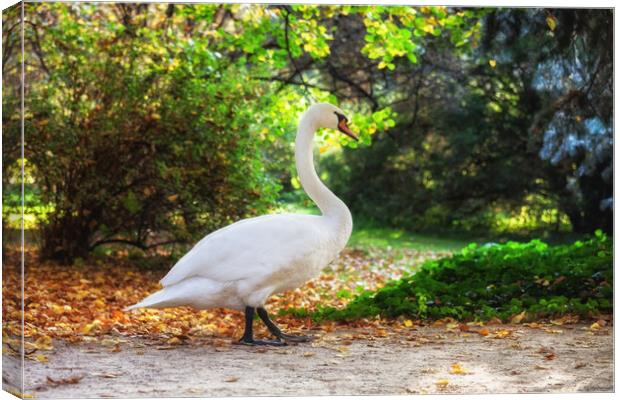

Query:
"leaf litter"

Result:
[[3, 246, 443, 353]]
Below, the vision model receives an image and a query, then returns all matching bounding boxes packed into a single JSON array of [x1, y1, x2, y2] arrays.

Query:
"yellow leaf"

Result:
[[494, 330, 510, 339], [167, 337, 182, 345], [35, 354, 49, 363], [81, 320, 101, 335], [290, 176, 301, 190], [446, 322, 458, 331], [435, 379, 449, 387], [450, 363, 468, 375], [51, 304, 65, 315], [93, 299, 106, 308], [489, 59, 497, 68], [590, 322, 601, 331], [404, 319, 413, 328], [546, 16, 557, 31], [34, 335, 53, 350], [510, 311, 526, 324]]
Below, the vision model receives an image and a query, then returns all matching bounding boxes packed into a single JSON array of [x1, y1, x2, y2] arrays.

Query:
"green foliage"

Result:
[[361, 6, 486, 69], [304, 233, 612, 321]]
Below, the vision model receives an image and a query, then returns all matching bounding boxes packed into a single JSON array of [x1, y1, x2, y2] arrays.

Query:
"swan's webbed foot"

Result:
[[237, 337, 287, 346], [238, 306, 287, 347], [277, 332, 312, 343], [256, 307, 313, 343]]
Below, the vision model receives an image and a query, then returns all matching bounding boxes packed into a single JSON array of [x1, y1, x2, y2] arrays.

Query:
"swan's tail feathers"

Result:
[[124, 278, 229, 312], [123, 288, 177, 312]]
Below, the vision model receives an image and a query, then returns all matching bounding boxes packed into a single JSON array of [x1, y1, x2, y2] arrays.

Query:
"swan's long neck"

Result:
[[295, 114, 352, 230]]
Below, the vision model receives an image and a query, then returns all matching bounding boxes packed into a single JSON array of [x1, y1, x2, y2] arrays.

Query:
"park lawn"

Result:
[[349, 226, 470, 252]]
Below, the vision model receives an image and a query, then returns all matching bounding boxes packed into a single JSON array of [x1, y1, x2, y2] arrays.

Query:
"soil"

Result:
[[3, 323, 613, 398]]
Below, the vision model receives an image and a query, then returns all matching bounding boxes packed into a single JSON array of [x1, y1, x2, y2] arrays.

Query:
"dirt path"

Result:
[[3, 324, 613, 398]]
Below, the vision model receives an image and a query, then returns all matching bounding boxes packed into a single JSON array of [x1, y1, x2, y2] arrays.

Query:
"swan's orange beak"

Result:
[[338, 119, 358, 141]]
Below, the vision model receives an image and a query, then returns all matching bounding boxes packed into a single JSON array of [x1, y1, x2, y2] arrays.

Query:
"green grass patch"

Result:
[[275, 201, 471, 252], [348, 226, 470, 252], [285, 231, 612, 322]]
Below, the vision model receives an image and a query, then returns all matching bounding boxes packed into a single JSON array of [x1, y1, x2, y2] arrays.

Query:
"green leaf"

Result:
[[122, 191, 141, 215]]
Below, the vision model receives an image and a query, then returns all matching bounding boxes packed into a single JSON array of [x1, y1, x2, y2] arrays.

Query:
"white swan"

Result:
[[126, 103, 358, 345]]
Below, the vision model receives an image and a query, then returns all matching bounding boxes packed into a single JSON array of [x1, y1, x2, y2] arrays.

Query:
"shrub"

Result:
[[309, 231, 612, 321], [4, 4, 282, 263]]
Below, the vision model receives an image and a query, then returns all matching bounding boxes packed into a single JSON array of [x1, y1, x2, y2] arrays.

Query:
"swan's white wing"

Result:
[[160, 214, 325, 287]]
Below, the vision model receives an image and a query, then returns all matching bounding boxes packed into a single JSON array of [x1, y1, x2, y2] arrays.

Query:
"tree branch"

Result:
[[89, 238, 181, 251], [254, 74, 329, 92], [326, 63, 379, 111]]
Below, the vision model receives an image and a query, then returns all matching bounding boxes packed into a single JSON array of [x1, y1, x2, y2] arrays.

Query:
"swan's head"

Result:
[[305, 103, 358, 141]]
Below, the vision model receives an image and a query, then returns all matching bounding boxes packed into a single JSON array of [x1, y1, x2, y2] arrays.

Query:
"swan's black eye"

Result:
[[334, 111, 348, 123]]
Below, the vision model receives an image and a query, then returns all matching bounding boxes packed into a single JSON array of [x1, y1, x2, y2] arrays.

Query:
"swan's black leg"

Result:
[[238, 306, 286, 346], [257, 307, 312, 343]]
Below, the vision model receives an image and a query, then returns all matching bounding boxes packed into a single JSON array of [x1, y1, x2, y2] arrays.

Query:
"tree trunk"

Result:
[[563, 199, 612, 235], [40, 214, 92, 264]]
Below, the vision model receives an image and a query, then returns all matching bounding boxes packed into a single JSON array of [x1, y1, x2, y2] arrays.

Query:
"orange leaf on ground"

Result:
[[46, 375, 85, 386]]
